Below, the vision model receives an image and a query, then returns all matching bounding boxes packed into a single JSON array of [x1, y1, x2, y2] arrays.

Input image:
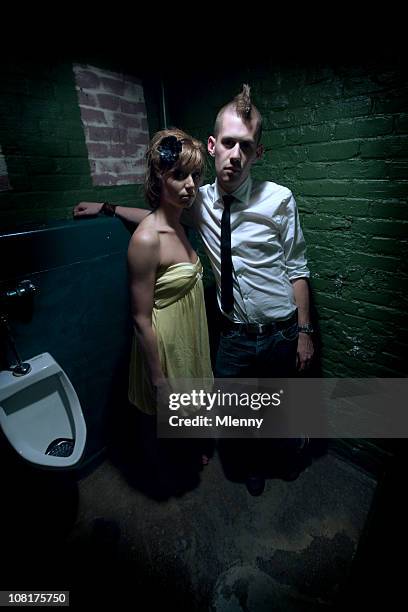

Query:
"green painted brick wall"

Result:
[[166, 61, 408, 378], [0, 58, 161, 230], [1, 58, 407, 378]]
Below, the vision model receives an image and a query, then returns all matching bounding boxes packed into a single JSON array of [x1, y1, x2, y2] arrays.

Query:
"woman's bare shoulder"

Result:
[[128, 222, 160, 272], [130, 219, 160, 249]]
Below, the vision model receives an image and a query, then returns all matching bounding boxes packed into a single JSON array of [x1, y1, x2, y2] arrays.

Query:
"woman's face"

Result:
[[160, 166, 202, 209]]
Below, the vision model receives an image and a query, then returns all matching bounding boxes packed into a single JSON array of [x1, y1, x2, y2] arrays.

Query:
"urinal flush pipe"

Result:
[[0, 314, 31, 376]]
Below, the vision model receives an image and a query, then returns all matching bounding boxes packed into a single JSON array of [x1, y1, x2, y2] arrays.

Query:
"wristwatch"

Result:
[[298, 323, 314, 334]]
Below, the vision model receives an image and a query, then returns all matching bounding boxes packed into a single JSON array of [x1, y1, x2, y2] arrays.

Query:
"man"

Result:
[[74, 85, 314, 494]]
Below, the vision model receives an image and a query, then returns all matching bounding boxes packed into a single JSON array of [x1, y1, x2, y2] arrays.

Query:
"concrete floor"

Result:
[[67, 442, 376, 610], [3, 432, 397, 610]]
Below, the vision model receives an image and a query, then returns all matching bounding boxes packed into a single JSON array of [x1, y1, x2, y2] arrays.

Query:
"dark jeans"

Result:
[[215, 316, 300, 477], [215, 318, 298, 378]]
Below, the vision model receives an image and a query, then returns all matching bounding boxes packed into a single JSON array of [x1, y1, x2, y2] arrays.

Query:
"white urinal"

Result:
[[0, 353, 86, 468]]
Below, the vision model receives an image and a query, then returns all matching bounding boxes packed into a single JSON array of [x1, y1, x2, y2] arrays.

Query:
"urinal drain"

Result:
[[45, 438, 74, 457]]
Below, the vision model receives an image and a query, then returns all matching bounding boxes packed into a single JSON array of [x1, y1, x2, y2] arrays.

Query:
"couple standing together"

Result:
[[74, 84, 314, 495]]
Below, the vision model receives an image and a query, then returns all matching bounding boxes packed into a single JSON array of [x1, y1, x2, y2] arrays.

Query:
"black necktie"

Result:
[[221, 195, 235, 313]]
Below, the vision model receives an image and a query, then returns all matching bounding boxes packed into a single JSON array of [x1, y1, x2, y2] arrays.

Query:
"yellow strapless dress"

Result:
[[128, 258, 213, 414]]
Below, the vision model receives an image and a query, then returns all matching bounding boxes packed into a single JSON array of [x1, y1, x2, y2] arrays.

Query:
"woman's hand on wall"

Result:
[[73, 202, 104, 217]]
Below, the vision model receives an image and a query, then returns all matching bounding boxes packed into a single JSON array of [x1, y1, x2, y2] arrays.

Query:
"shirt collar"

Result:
[[213, 175, 252, 209]]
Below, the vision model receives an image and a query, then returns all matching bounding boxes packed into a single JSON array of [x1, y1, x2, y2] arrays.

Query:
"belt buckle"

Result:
[[247, 323, 266, 334], [244, 323, 257, 335]]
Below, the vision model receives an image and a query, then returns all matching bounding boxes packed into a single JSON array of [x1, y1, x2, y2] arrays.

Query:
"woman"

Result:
[[127, 128, 213, 440]]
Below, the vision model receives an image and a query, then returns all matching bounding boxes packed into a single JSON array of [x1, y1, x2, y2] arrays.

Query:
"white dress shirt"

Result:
[[187, 175, 310, 323]]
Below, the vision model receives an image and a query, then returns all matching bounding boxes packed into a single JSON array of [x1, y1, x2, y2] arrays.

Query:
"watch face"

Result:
[[299, 325, 313, 333]]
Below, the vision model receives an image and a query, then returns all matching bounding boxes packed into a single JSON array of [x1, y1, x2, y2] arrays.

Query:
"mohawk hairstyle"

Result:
[[234, 83, 252, 120], [214, 83, 263, 143]]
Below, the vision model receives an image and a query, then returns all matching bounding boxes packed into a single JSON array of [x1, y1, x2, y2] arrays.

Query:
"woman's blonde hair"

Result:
[[145, 128, 206, 209]]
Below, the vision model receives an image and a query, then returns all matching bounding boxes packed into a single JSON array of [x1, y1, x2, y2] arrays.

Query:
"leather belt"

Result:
[[221, 310, 297, 335]]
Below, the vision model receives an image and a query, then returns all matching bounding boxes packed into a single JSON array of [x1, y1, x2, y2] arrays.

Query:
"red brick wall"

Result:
[[73, 64, 150, 187]]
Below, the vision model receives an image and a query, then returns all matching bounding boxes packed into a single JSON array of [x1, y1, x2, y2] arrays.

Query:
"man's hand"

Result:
[[296, 332, 314, 371], [73, 202, 104, 217]]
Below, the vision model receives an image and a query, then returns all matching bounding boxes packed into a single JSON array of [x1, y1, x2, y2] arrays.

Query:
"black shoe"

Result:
[[245, 475, 265, 496]]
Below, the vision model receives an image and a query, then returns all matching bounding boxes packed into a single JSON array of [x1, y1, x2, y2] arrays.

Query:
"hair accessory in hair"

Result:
[[158, 136, 182, 168]]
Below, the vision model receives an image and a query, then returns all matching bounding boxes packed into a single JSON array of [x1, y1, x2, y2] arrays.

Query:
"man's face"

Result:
[[208, 110, 263, 192]]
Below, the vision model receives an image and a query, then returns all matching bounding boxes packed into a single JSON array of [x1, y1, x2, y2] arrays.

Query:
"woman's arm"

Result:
[[74, 201, 149, 224], [127, 228, 165, 386]]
